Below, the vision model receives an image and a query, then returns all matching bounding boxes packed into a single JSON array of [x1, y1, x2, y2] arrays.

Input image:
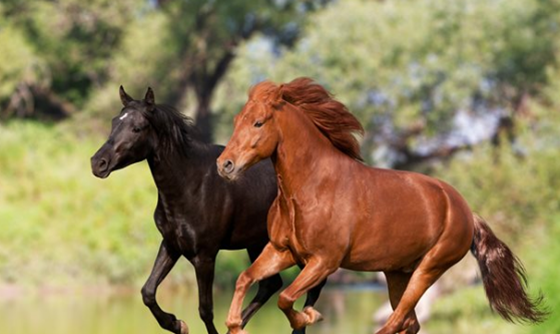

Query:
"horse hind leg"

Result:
[[376, 266, 444, 334], [376, 240, 467, 334], [383, 271, 420, 334]]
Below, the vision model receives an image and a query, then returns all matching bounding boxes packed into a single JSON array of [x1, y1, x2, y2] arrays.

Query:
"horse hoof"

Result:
[[303, 306, 324, 324], [227, 329, 249, 334], [178, 320, 189, 334]]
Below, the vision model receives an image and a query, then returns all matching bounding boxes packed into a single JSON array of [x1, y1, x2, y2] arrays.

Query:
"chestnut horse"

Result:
[[216, 78, 546, 334]]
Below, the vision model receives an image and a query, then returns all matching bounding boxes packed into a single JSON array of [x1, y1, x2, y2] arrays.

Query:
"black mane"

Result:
[[142, 104, 205, 155]]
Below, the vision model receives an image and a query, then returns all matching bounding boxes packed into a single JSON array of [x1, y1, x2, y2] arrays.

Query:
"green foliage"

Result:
[[0, 23, 44, 98], [214, 251, 251, 287], [0, 118, 305, 288], [428, 110, 560, 331], [217, 0, 560, 159], [0, 120, 265, 288], [426, 286, 520, 334], [426, 214, 560, 333], [1, 0, 141, 107], [527, 216, 560, 334], [0, 121, 160, 285], [84, 11, 177, 120], [434, 143, 560, 238], [2, 8, 560, 334]]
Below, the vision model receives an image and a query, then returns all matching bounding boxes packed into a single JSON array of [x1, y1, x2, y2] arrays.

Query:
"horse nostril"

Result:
[[223, 160, 234, 174], [98, 158, 108, 170]]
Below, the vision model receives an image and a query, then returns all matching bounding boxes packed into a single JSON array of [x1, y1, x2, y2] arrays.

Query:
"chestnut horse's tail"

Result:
[[470, 214, 547, 323]]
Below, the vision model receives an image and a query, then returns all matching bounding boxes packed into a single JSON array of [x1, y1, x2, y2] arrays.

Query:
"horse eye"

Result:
[[254, 121, 263, 128], [132, 127, 141, 133]]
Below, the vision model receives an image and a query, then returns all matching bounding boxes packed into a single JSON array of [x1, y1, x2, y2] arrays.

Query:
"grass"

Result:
[[525, 215, 560, 334], [0, 120, 177, 286], [426, 285, 522, 334], [0, 120, 293, 288]]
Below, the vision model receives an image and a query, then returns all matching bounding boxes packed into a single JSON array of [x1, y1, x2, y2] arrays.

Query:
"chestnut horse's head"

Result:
[[217, 82, 283, 180], [218, 78, 365, 180]]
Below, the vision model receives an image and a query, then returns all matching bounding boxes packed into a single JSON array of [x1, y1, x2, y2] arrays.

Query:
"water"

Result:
[[0, 285, 386, 334]]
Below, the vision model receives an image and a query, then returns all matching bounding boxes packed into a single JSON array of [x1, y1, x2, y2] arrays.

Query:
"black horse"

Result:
[[90, 87, 325, 334]]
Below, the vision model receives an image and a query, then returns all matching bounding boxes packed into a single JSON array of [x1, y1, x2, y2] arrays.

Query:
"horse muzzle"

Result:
[[217, 159, 239, 181], [91, 152, 112, 179]]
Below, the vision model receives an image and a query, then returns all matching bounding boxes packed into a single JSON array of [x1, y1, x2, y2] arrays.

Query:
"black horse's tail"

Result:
[[470, 214, 547, 323]]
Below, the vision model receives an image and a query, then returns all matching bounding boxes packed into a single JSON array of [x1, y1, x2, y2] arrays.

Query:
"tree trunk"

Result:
[[31, 86, 75, 120], [191, 51, 236, 143], [3, 84, 75, 121], [194, 97, 213, 143]]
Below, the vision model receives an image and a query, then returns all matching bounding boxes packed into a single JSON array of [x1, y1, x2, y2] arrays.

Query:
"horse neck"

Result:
[[147, 138, 210, 198], [272, 104, 340, 195]]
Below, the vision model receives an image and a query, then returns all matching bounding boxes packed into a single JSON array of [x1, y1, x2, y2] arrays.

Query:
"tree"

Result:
[[141, 0, 326, 142], [0, 0, 139, 119], [84, 0, 327, 142], [1, 0, 326, 141], [218, 0, 560, 168]]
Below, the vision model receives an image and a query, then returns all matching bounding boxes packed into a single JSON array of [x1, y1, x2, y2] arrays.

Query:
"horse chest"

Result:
[[268, 194, 312, 260]]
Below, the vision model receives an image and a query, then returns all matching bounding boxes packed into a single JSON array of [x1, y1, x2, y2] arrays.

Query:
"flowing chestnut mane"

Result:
[[250, 78, 365, 161]]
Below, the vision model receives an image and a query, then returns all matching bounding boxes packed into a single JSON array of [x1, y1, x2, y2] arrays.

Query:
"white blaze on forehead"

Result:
[[119, 112, 129, 121]]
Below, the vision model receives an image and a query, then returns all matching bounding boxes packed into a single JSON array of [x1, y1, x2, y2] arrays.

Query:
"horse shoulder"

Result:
[[153, 197, 168, 233]]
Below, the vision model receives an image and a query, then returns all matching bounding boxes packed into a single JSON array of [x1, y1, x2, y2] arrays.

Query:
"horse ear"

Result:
[[145, 87, 155, 110], [276, 84, 284, 101], [119, 85, 133, 106], [272, 84, 285, 109]]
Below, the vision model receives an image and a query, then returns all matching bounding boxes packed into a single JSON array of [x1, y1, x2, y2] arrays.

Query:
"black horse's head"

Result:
[[91, 86, 158, 178]]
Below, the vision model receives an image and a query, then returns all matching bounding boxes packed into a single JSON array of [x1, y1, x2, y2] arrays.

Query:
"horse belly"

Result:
[[340, 202, 447, 271], [340, 239, 428, 272]]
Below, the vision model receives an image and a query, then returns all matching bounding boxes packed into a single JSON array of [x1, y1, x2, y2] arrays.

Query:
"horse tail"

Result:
[[470, 214, 547, 323]]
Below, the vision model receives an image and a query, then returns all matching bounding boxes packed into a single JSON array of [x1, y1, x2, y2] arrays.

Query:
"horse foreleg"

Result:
[[277, 258, 334, 330], [193, 255, 219, 334], [240, 246, 284, 327], [292, 274, 328, 334], [141, 241, 186, 334], [226, 243, 296, 334]]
